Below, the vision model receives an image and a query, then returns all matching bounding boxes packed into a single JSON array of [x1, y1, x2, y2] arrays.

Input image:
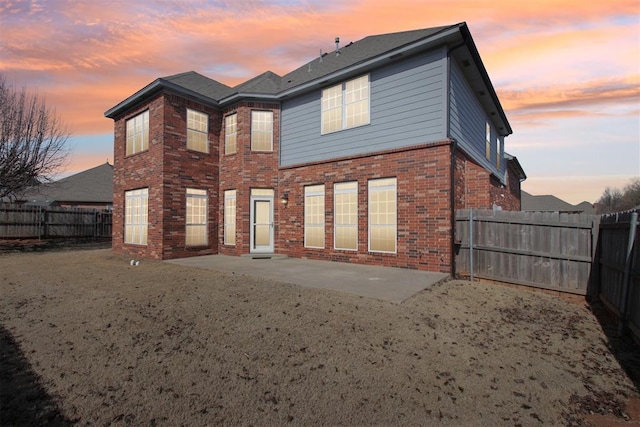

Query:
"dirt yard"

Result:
[[1, 249, 638, 426]]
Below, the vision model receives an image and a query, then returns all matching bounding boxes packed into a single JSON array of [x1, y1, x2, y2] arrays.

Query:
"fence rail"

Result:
[[0, 204, 112, 239]]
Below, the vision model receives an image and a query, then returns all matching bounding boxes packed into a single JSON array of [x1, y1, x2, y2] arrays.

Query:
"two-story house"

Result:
[[105, 22, 526, 273]]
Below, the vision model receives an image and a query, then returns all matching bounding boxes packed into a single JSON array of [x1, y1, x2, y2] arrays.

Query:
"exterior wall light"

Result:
[[281, 193, 289, 206]]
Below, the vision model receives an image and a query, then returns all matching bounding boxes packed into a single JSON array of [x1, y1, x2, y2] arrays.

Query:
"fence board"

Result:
[[0, 204, 112, 239], [455, 209, 599, 295]]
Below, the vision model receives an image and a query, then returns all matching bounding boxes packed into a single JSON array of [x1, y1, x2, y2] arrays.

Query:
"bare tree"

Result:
[[0, 75, 70, 200], [595, 177, 640, 214]]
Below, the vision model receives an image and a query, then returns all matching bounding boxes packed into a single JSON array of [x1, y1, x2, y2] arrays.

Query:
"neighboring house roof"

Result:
[[19, 162, 114, 206], [521, 191, 595, 214], [105, 22, 511, 135]]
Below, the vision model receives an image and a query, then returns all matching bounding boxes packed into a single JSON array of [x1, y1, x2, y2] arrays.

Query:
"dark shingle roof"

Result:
[[280, 26, 452, 92], [20, 163, 113, 205], [521, 191, 594, 213], [163, 71, 233, 99], [231, 71, 283, 94], [106, 22, 510, 134]]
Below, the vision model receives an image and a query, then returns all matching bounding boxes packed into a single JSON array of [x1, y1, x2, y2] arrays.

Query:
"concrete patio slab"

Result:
[[167, 255, 449, 303]]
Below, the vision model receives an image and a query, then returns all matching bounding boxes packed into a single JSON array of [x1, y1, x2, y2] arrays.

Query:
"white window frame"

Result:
[[124, 188, 148, 245], [186, 188, 208, 246], [334, 181, 358, 251], [126, 110, 149, 156], [187, 109, 209, 153], [321, 75, 370, 134], [496, 136, 502, 170], [304, 184, 325, 249], [225, 113, 237, 155], [251, 110, 273, 152], [224, 190, 236, 245], [368, 178, 397, 253]]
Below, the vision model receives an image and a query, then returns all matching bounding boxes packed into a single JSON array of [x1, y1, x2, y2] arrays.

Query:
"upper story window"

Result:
[[321, 75, 369, 134], [187, 109, 208, 153], [225, 113, 237, 155], [496, 137, 501, 169], [126, 110, 149, 156], [485, 122, 491, 160], [251, 111, 273, 152]]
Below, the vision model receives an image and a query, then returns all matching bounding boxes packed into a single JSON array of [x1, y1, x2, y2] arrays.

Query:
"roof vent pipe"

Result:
[[335, 37, 340, 56]]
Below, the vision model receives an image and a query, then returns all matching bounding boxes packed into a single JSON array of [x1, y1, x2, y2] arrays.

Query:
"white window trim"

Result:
[[368, 178, 397, 254], [186, 188, 208, 246], [224, 190, 236, 245], [186, 109, 209, 153], [250, 110, 274, 152], [304, 184, 325, 249], [125, 110, 149, 156], [124, 188, 148, 245], [321, 74, 370, 135], [334, 181, 358, 251], [224, 113, 237, 155]]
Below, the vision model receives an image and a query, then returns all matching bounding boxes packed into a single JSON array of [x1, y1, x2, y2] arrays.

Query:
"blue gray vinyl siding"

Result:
[[449, 60, 504, 181], [280, 48, 447, 166]]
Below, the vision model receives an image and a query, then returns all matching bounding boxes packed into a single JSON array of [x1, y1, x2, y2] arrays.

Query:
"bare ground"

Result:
[[0, 249, 638, 426]]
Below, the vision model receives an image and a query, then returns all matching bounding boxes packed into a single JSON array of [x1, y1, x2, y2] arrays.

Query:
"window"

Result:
[[496, 137, 501, 169], [187, 109, 208, 153], [304, 185, 325, 248], [186, 188, 207, 246], [322, 75, 369, 134], [224, 190, 236, 245], [369, 178, 397, 253], [251, 111, 273, 151], [485, 122, 491, 160], [125, 188, 148, 245], [334, 182, 357, 250], [126, 111, 149, 156], [225, 114, 237, 155]]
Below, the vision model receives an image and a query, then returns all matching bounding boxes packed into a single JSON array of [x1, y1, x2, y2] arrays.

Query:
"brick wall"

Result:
[[453, 149, 521, 211], [218, 102, 281, 256], [277, 141, 454, 273], [160, 94, 221, 259], [112, 92, 221, 260], [112, 95, 165, 260]]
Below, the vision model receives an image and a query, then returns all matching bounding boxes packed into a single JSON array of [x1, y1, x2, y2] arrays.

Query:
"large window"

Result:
[[304, 185, 325, 248], [368, 178, 397, 253], [187, 109, 208, 153], [322, 75, 369, 134], [224, 190, 236, 245], [186, 188, 207, 246], [125, 188, 148, 245], [225, 114, 237, 155], [126, 111, 149, 156], [251, 111, 273, 151], [334, 182, 357, 250]]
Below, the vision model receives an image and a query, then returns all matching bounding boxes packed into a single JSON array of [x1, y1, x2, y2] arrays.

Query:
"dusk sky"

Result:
[[1, 0, 638, 204]]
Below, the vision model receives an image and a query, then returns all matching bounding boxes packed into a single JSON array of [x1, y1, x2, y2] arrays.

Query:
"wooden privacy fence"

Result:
[[455, 208, 640, 341], [0, 204, 112, 239], [595, 210, 639, 338], [455, 209, 600, 295]]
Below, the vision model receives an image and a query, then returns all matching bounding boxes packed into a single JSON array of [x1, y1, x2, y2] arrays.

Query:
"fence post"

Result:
[[618, 212, 638, 336], [469, 208, 474, 281]]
